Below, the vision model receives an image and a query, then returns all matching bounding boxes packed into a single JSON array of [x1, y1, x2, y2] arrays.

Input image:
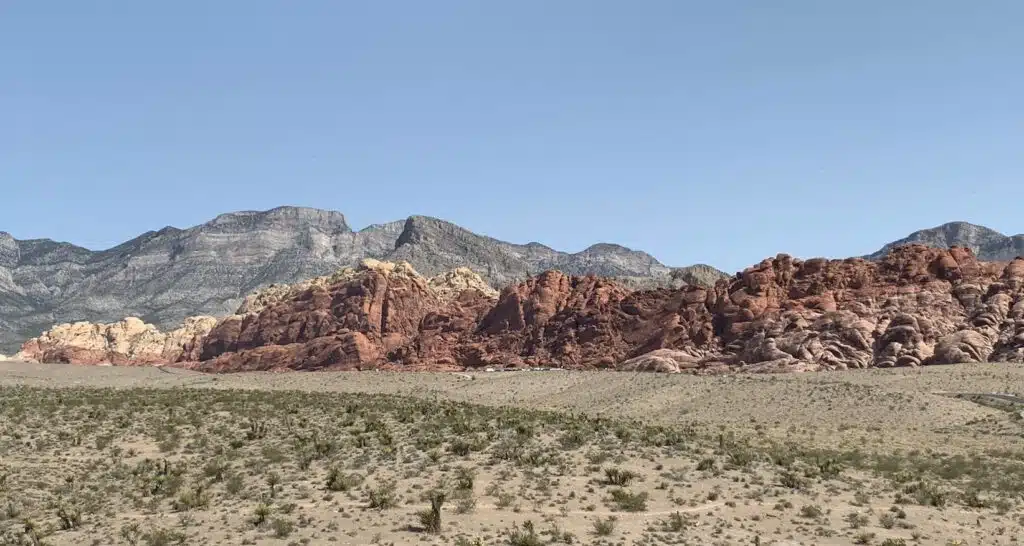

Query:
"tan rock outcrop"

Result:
[[618, 349, 701, 373], [17, 315, 217, 365], [428, 267, 499, 302]]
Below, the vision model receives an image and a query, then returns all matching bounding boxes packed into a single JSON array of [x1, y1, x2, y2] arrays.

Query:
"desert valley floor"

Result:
[[1, 361, 1023, 545]]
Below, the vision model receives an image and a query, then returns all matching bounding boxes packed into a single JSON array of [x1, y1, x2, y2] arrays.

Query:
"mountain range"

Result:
[[0, 206, 722, 353], [3, 208, 1023, 354]]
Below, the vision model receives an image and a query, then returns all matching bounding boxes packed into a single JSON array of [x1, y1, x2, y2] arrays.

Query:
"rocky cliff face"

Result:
[[0, 207, 718, 353], [23, 244, 1024, 374], [867, 221, 1024, 262]]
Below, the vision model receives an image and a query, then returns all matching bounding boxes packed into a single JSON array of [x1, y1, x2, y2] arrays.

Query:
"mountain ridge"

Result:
[[0, 206, 725, 352], [866, 221, 1024, 261], [8, 211, 1021, 355]]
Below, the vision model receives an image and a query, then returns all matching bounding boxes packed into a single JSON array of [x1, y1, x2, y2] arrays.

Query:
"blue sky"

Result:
[[2, 1, 1022, 272]]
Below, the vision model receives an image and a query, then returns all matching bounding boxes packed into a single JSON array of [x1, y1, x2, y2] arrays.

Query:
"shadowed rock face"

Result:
[[0, 208, 722, 353], [24, 244, 1024, 374]]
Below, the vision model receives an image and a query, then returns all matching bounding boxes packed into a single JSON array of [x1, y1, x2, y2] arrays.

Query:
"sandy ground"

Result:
[[3, 360, 1022, 455]]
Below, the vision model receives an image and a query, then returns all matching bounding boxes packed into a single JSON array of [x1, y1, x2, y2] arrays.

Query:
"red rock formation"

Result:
[[22, 245, 1024, 373], [192, 261, 496, 371]]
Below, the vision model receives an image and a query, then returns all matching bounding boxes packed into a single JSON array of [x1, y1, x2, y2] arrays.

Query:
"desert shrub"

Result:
[[95, 434, 114, 450], [903, 481, 947, 507], [368, 481, 399, 510], [492, 437, 527, 462], [878, 512, 896, 529], [454, 466, 476, 491], [225, 474, 245, 496], [202, 458, 228, 482], [495, 492, 515, 509], [262, 446, 286, 464], [173, 484, 210, 511], [659, 511, 695, 532], [558, 428, 590, 450], [246, 418, 268, 440], [311, 433, 337, 458], [799, 505, 823, 519], [325, 468, 363, 492], [608, 489, 648, 512], [142, 527, 187, 546], [448, 438, 472, 456], [592, 516, 617, 536], [726, 446, 756, 468], [780, 470, 808, 490], [250, 503, 271, 527], [816, 456, 843, 479], [603, 467, 637, 487], [455, 495, 476, 514], [120, 522, 142, 545], [505, 520, 543, 546], [271, 517, 294, 538], [845, 511, 870, 529], [853, 532, 876, 545], [56, 503, 82, 530], [961, 488, 989, 508]]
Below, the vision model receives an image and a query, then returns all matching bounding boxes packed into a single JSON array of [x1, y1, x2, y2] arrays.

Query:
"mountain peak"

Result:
[[580, 242, 641, 254], [207, 206, 352, 233], [393, 215, 493, 250], [868, 221, 1024, 261], [915, 221, 1004, 244], [0, 232, 18, 268]]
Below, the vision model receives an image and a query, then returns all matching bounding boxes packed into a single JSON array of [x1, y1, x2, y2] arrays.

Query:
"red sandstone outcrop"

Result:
[[20, 245, 1024, 373], [715, 246, 1021, 372], [193, 259, 495, 371]]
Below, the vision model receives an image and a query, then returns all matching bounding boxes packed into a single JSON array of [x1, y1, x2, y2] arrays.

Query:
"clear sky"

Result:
[[2, 1, 1022, 272]]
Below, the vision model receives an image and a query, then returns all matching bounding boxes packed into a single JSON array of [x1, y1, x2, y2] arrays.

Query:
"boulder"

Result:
[[618, 349, 701, 373]]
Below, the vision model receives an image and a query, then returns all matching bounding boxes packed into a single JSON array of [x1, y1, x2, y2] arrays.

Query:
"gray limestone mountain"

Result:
[[0, 206, 726, 353], [386, 216, 709, 288], [866, 221, 1024, 262]]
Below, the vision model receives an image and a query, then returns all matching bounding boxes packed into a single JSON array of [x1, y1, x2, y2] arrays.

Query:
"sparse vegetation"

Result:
[[0, 362, 1020, 544]]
